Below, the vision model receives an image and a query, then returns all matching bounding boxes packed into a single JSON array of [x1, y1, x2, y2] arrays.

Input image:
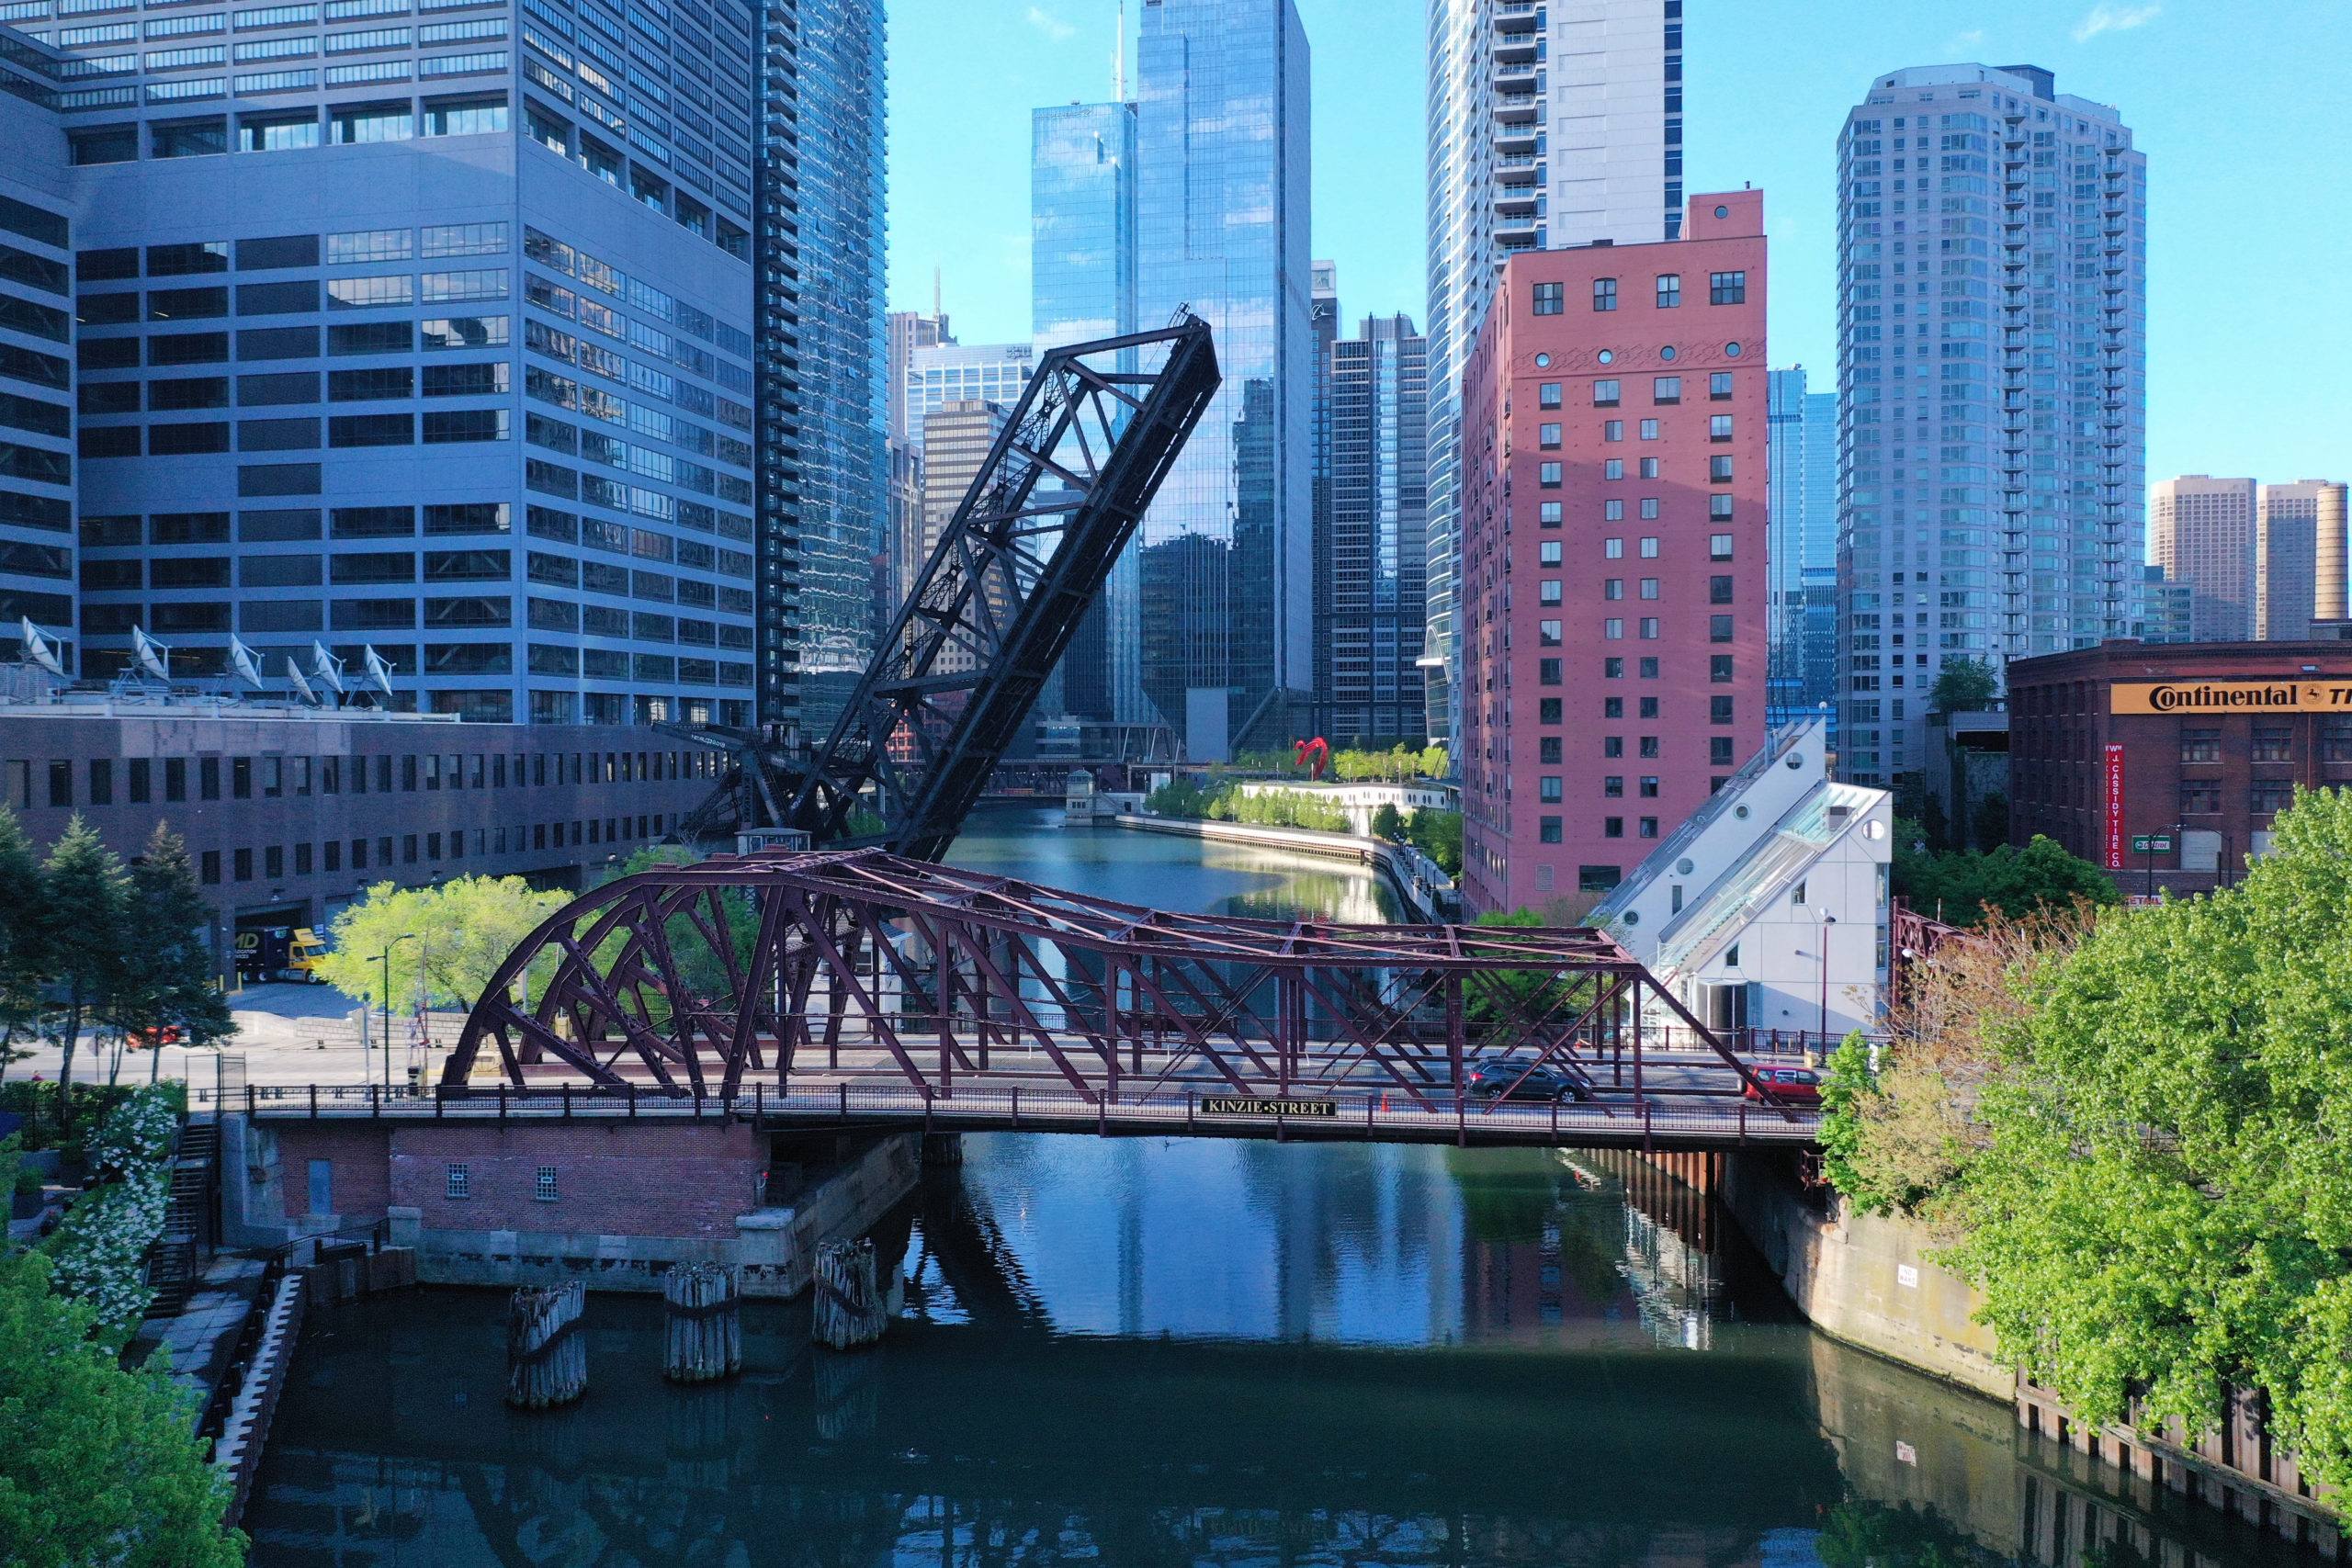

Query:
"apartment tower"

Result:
[[2148, 475, 2254, 642], [1834, 64, 2146, 786], [1422, 0, 1683, 755]]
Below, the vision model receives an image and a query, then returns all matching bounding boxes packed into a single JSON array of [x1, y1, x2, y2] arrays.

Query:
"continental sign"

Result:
[[1199, 1096, 1337, 1118], [2111, 681, 2352, 715]]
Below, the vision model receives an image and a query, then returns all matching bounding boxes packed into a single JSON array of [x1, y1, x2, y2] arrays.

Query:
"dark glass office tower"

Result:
[[1133, 0, 1310, 759]]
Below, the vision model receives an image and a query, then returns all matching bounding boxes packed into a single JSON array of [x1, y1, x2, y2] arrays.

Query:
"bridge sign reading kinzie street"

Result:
[[1199, 1097, 1338, 1118]]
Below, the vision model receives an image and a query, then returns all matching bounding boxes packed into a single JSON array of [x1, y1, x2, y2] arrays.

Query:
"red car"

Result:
[[1744, 1066, 1822, 1102]]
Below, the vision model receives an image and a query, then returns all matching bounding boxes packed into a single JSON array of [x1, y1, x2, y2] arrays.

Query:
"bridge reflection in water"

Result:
[[244, 1139, 2302, 1568]]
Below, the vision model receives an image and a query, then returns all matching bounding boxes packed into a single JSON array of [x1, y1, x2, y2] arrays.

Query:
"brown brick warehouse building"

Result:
[[2008, 641, 2352, 896]]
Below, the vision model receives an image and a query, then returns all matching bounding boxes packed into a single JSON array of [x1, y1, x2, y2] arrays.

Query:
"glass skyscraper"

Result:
[[1133, 0, 1310, 758], [1834, 63, 2146, 785], [1032, 97, 1142, 723], [756, 0, 887, 739], [1767, 367, 1838, 726]]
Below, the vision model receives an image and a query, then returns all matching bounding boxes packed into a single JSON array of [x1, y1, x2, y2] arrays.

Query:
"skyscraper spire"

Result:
[[1115, 0, 1125, 101]]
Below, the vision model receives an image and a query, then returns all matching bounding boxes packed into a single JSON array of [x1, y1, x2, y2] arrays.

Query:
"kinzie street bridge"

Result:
[[435, 848, 1820, 1152]]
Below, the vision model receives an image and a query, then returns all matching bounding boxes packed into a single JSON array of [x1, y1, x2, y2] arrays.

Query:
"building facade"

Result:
[[2007, 640, 2352, 896], [914, 399, 1005, 675], [2148, 475, 2254, 643], [1421, 0, 1682, 758], [1835, 64, 2147, 787], [1132, 0, 1311, 758], [2256, 480, 2349, 642], [2135, 564, 2192, 643], [1032, 97, 1138, 723], [1765, 366, 1836, 727], [1321, 311, 1429, 744], [0, 706, 711, 977], [1454, 192, 1768, 915], [757, 0, 888, 740]]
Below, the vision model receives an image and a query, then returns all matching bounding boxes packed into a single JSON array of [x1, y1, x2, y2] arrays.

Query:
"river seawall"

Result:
[[1113, 813, 1456, 921]]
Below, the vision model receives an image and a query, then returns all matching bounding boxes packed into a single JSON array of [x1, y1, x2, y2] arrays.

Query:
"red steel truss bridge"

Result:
[[441, 850, 1820, 1151]]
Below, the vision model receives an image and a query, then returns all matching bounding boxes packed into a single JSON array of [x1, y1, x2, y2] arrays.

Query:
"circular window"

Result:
[[1676, 858, 1694, 875], [1622, 909, 1640, 926], [1735, 805, 1750, 819], [1534, 352, 1551, 367], [1597, 349, 1613, 365], [1786, 752, 1804, 770], [1863, 819, 1887, 841], [1725, 342, 1744, 357], [1659, 344, 1677, 362], [1714, 204, 1729, 219]]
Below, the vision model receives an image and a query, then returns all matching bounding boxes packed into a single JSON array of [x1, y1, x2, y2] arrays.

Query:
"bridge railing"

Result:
[[190, 1079, 1819, 1145]]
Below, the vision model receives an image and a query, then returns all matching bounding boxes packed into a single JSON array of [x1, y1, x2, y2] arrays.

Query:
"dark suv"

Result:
[[1466, 1058, 1589, 1102]]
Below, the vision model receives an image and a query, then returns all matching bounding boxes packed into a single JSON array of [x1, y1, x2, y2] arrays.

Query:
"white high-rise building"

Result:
[[1421, 0, 1679, 751], [1833, 63, 2147, 786], [2148, 476, 2256, 642], [2256, 480, 2351, 641]]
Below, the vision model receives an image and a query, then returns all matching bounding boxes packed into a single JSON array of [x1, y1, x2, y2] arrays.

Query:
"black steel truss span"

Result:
[[791, 314, 1220, 862], [442, 849, 1800, 1124]]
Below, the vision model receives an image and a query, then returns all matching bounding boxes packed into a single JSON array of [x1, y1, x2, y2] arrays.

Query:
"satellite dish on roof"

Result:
[[309, 641, 345, 694], [131, 626, 171, 682], [229, 635, 266, 689], [19, 618, 65, 678], [362, 644, 396, 697], [286, 655, 318, 705]]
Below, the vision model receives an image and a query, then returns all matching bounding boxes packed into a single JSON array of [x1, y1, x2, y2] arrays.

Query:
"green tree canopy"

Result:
[[1928, 656, 1999, 713], [114, 825, 234, 1082], [40, 817, 127, 1125], [1939, 787, 2352, 1488], [313, 876, 571, 1013], [0, 803, 44, 1076], [0, 1143, 243, 1568], [1894, 831, 2116, 927]]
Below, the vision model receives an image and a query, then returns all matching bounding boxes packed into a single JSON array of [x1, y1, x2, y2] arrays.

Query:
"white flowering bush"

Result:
[[40, 1087, 181, 1341]]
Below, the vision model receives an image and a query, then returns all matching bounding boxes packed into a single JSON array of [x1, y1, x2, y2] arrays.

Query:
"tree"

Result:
[[1928, 656, 1998, 713], [1894, 833, 2116, 928], [39, 817, 127, 1130], [113, 825, 235, 1085], [1399, 807, 1463, 877], [0, 803, 46, 1081], [1368, 803, 1405, 842], [1969, 790, 2011, 854], [1939, 788, 2352, 1489], [312, 877, 571, 1015], [0, 1137, 243, 1568]]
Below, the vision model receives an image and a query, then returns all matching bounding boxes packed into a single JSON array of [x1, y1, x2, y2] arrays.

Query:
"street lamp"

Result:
[[1816, 910, 1838, 1042], [381, 933, 417, 1096], [2141, 820, 2181, 900]]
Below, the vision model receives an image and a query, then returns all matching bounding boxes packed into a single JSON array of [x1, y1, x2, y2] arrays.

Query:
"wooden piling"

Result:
[[812, 1238, 886, 1349], [505, 1280, 587, 1408], [662, 1263, 742, 1383]]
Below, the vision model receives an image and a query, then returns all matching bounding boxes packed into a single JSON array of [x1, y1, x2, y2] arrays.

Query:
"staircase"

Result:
[[143, 1121, 220, 1318]]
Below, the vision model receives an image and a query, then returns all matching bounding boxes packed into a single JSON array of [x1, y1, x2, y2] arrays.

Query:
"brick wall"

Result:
[[389, 1122, 763, 1238], [272, 1122, 394, 1221]]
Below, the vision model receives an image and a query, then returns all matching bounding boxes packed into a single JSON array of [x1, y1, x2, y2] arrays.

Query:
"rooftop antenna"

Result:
[[933, 264, 942, 320], [285, 654, 318, 706], [362, 644, 396, 699], [229, 634, 266, 689], [19, 618, 65, 679], [1115, 0, 1125, 100], [309, 640, 346, 695], [132, 626, 170, 682]]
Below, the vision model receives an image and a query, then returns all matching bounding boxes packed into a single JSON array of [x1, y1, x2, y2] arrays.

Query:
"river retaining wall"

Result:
[[1114, 814, 1456, 920]]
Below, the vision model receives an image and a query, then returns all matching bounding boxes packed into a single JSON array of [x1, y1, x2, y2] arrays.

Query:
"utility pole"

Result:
[[382, 933, 417, 1096]]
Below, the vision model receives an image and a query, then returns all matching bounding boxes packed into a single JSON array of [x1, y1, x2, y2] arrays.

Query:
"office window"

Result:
[[1539, 542, 1563, 567], [1539, 580, 1563, 605], [1641, 457, 1660, 479], [2179, 781, 2221, 814], [323, 840, 340, 873], [2251, 780, 2295, 814], [1710, 414, 1734, 441], [1532, 281, 1564, 314], [1711, 695, 1735, 725], [294, 843, 311, 875], [1603, 737, 1624, 758], [1640, 776, 1659, 798], [1539, 619, 1562, 646], [1639, 737, 1660, 759], [1540, 502, 1562, 527], [1604, 538, 1623, 558], [1592, 380, 1620, 408], [2250, 725, 2292, 762], [1539, 818, 1562, 844], [1538, 462, 1562, 488], [2323, 721, 2352, 763], [1605, 501, 1624, 522], [1639, 657, 1659, 678], [1709, 372, 1732, 400], [1538, 382, 1561, 408], [201, 850, 220, 885], [1604, 421, 1623, 442], [1539, 737, 1563, 764], [1710, 270, 1747, 304], [128, 758, 150, 804], [1640, 696, 1659, 719], [1639, 419, 1659, 440], [1539, 659, 1563, 685], [1579, 865, 1621, 892], [1539, 776, 1562, 803], [1639, 618, 1659, 638], [86, 759, 111, 807], [1603, 775, 1623, 796], [1603, 618, 1623, 639], [1656, 274, 1680, 308], [1541, 698, 1564, 722], [232, 757, 252, 798], [1639, 817, 1659, 839], [1710, 615, 1734, 642], [1710, 575, 1735, 604], [1603, 817, 1624, 838], [1603, 697, 1623, 718], [2179, 727, 2220, 763], [1653, 377, 1680, 404], [1711, 654, 1734, 682], [1538, 423, 1561, 448], [1710, 737, 1736, 766], [265, 846, 284, 878], [233, 847, 254, 881], [1590, 277, 1616, 311], [1711, 534, 1734, 560]]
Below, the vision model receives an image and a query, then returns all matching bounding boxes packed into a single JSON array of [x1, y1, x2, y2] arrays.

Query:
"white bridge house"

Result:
[[1591, 717, 1891, 1043]]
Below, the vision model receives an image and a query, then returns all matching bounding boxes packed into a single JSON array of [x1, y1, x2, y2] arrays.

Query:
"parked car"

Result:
[[1744, 1066, 1823, 1102], [1466, 1058, 1590, 1102], [125, 1026, 182, 1051]]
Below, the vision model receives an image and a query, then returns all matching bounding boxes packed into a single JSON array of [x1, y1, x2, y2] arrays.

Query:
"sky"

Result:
[[885, 1, 2351, 492]]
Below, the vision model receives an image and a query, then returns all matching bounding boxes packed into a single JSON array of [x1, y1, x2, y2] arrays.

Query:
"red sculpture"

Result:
[[1293, 736, 1330, 781]]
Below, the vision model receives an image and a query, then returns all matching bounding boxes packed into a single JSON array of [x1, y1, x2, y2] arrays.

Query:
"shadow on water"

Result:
[[243, 817, 2313, 1567]]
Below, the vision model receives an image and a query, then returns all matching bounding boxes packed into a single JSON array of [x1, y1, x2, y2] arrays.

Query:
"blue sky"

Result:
[[886, 1, 2349, 491]]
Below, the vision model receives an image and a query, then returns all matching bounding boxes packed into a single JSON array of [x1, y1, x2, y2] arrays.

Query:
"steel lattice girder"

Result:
[[788, 315, 1221, 863], [442, 849, 1794, 1111]]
